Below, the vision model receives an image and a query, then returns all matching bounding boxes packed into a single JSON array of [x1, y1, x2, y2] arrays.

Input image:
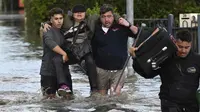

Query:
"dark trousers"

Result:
[[68, 52, 98, 92], [82, 53, 98, 92], [161, 99, 199, 112], [40, 75, 57, 95], [52, 54, 73, 92], [40, 54, 73, 95], [53, 52, 98, 92]]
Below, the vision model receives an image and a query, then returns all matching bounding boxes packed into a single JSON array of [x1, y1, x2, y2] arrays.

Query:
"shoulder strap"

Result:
[[72, 21, 86, 45]]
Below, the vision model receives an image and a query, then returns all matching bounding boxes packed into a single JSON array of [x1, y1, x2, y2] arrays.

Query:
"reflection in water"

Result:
[[0, 18, 161, 112]]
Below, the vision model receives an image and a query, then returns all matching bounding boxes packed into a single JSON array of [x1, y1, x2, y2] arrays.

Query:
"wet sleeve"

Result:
[[43, 30, 58, 50]]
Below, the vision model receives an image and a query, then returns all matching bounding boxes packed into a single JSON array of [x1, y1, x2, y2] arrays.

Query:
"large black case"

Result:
[[135, 27, 177, 74]]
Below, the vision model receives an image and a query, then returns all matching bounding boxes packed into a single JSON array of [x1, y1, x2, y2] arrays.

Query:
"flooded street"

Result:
[[0, 17, 161, 112]]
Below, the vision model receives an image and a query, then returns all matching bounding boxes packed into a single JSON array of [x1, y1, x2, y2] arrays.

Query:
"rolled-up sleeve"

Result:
[[43, 30, 57, 50]]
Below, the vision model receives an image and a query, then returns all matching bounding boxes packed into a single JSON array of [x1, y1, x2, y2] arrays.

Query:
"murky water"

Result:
[[0, 17, 161, 112]]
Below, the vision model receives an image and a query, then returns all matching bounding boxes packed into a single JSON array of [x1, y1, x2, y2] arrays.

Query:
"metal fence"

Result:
[[134, 14, 199, 53]]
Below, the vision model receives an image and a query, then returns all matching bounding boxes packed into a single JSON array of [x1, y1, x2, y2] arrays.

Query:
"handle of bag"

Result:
[[137, 27, 160, 49]]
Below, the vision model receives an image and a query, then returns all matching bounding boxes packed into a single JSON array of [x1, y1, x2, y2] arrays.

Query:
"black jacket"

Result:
[[92, 23, 137, 70], [133, 51, 200, 104]]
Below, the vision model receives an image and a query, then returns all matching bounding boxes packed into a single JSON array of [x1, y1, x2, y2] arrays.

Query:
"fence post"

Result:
[[126, 0, 134, 77], [167, 14, 174, 35], [198, 15, 200, 53]]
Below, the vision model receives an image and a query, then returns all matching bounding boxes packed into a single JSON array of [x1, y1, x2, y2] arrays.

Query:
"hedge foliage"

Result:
[[24, 0, 200, 34]]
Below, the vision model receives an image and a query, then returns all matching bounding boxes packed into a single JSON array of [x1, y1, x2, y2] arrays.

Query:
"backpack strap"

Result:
[[72, 21, 86, 45]]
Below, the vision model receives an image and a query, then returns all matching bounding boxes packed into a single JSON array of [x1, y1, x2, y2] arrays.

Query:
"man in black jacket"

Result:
[[91, 4, 138, 96], [132, 30, 200, 112]]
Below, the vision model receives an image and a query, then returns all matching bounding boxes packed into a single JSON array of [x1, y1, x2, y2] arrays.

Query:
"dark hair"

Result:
[[176, 30, 192, 42], [49, 7, 64, 18], [72, 4, 86, 13], [100, 4, 113, 15]]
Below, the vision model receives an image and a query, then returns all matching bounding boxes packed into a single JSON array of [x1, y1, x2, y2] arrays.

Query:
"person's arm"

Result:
[[129, 47, 138, 58], [62, 14, 73, 30], [52, 46, 68, 62], [43, 30, 68, 62], [118, 17, 138, 34], [87, 14, 99, 35]]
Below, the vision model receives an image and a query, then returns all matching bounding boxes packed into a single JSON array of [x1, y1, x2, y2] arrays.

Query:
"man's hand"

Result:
[[43, 23, 51, 32], [62, 53, 69, 63], [129, 47, 138, 57], [118, 17, 138, 34], [52, 46, 69, 63], [118, 17, 131, 27]]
